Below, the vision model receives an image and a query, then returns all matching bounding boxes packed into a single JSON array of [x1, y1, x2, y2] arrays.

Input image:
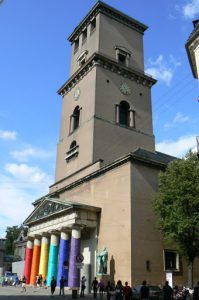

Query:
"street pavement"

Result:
[[0, 285, 93, 300]]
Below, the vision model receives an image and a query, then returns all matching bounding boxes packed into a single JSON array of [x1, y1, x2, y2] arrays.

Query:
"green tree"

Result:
[[5, 225, 22, 255], [153, 151, 199, 288]]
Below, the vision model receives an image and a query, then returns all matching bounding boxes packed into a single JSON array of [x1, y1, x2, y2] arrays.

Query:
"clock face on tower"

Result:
[[74, 87, 81, 100], [120, 82, 131, 95]]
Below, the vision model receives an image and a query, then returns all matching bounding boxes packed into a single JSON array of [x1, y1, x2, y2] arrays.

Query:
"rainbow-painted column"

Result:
[[38, 235, 49, 281], [57, 232, 69, 286], [68, 227, 81, 288], [47, 233, 59, 286], [30, 237, 41, 285], [23, 239, 34, 284]]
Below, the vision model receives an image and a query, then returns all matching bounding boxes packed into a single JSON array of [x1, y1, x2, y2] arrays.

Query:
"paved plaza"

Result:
[[0, 285, 92, 299]]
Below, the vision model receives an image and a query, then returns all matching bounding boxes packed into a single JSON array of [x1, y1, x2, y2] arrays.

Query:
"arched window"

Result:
[[70, 140, 77, 149], [119, 101, 130, 126], [115, 101, 135, 128], [65, 140, 79, 162], [73, 106, 80, 130], [70, 106, 80, 133]]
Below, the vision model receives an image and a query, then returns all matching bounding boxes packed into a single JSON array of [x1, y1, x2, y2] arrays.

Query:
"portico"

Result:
[[23, 198, 100, 287]]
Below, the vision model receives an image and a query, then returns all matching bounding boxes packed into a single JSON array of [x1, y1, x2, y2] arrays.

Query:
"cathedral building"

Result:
[[23, 1, 199, 290]]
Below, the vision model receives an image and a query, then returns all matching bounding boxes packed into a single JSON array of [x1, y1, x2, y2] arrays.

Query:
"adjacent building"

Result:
[[22, 1, 199, 289]]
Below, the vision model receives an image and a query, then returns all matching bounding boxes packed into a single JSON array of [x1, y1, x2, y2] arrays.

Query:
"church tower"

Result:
[[55, 1, 156, 184]]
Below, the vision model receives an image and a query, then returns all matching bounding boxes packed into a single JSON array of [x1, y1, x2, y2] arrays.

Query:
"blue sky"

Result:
[[0, 0, 198, 238]]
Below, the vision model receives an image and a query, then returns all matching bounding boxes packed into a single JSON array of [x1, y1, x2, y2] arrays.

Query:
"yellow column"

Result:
[[38, 235, 50, 280]]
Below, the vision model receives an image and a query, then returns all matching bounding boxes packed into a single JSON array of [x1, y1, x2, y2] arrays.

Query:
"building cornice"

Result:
[[68, 1, 148, 43], [32, 150, 168, 206], [57, 52, 156, 96]]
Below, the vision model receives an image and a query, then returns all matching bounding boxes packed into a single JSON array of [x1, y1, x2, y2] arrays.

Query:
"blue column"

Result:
[[47, 233, 59, 286], [57, 232, 69, 286]]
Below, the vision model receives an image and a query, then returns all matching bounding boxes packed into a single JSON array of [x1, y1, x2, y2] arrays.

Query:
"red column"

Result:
[[23, 240, 33, 284]]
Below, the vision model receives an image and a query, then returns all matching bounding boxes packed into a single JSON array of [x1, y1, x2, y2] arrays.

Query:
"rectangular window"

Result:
[[82, 28, 87, 44], [74, 38, 79, 53], [164, 250, 180, 271], [90, 18, 96, 34]]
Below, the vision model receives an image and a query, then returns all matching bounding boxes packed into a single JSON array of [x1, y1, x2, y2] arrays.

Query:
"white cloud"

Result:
[[0, 130, 17, 140], [164, 112, 189, 129], [0, 163, 53, 238], [11, 147, 54, 162], [182, 0, 199, 18], [145, 55, 181, 86], [5, 163, 53, 186], [156, 135, 197, 158]]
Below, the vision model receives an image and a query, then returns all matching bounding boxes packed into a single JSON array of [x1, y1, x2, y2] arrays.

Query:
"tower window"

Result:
[[116, 102, 135, 128], [115, 46, 131, 67], [77, 50, 88, 67], [90, 18, 96, 33], [70, 106, 80, 133], [74, 38, 79, 53], [65, 140, 79, 162], [119, 101, 130, 126], [82, 28, 87, 44], [118, 53, 126, 65]]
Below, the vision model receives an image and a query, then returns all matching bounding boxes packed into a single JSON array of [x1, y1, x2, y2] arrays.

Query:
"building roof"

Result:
[[68, 1, 148, 43], [131, 148, 177, 166]]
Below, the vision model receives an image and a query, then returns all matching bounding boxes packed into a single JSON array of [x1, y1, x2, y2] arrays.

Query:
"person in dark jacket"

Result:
[[140, 280, 149, 300], [163, 281, 173, 300], [50, 276, 56, 297]]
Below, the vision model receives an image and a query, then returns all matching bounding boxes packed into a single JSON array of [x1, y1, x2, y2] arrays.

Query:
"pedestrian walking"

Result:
[[59, 276, 65, 296], [21, 276, 26, 292], [50, 276, 57, 297], [163, 281, 173, 300], [140, 280, 149, 300], [92, 277, 99, 298], [80, 276, 87, 297]]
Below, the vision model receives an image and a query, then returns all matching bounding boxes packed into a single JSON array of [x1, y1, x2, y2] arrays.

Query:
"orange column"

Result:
[[30, 237, 41, 285]]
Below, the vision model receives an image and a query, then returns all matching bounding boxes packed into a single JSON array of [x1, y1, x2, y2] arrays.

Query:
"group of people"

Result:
[[91, 277, 132, 300], [89, 278, 199, 300], [50, 276, 65, 297]]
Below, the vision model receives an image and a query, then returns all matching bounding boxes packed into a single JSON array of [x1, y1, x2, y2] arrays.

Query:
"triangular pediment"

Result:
[[23, 198, 74, 225]]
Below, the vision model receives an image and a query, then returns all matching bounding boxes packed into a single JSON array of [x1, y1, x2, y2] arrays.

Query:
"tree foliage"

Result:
[[4, 225, 23, 255], [153, 151, 199, 263]]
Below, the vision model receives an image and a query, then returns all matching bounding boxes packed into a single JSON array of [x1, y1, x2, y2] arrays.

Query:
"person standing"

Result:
[[106, 281, 113, 300], [163, 281, 173, 300], [193, 282, 199, 300], [92, 277, 99, 298], [80, 276, 87, 297], [50, 276, 57, 297], [115, 280, 123, 300], [140, 280, 149, 300], [123, 282, 132, 300], [59, 276, 65, 296]]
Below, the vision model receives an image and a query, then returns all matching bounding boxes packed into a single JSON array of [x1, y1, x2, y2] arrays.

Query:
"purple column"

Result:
[[57, 232, 69, 286], [68, 228, 81, 288]]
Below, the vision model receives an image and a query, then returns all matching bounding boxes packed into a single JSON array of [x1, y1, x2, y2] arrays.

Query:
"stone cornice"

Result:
[[68, 1, 148, 43], [57, 52, 156, 96], [32, 150, 167, 206]]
